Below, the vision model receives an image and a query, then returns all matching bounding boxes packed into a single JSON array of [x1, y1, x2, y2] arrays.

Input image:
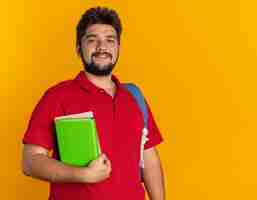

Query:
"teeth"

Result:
[[95, 53, 108, 56], [94, 55, 109, 59]]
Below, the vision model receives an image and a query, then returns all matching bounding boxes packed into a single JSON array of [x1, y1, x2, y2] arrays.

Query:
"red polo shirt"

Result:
[[23, 71, 163, 200]]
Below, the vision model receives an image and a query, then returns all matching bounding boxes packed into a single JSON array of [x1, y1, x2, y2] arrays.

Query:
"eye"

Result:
[[107, 39, 117, 45], [86, 39, 96, 43]]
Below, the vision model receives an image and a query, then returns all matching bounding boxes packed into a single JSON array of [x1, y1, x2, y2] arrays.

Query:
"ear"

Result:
[[76, 45, 82, 57]]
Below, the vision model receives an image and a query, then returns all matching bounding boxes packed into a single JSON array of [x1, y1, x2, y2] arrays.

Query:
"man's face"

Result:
[[78, 24, 120, 76]]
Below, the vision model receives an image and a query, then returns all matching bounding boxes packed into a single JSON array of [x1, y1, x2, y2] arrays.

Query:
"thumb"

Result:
[[98, 153, 108, 162]]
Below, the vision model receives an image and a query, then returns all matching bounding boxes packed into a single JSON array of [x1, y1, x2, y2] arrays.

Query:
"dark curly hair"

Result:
[[76, 7, 122, 49]]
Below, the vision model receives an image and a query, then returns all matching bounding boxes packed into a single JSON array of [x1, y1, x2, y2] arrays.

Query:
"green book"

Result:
[[54, 112, 101, 167]]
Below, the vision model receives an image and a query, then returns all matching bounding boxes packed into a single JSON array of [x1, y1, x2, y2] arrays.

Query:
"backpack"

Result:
[[123, 83, 149, 179]]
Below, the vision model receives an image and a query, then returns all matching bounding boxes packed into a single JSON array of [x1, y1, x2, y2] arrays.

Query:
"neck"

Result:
[[84, 71, 115, 90]]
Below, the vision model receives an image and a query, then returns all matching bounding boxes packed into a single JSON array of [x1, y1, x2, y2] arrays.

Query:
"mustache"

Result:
[[92, 52, 112, 58]]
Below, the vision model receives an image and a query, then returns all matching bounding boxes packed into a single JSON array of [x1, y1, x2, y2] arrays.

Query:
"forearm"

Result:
[[143, 148, 165, 200], [22, 153, 86, 183]]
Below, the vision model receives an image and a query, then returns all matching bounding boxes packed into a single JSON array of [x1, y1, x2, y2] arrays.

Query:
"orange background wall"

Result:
[[4, 1, 257, 199]]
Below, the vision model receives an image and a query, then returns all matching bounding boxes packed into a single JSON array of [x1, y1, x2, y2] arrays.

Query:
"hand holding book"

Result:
[[83, 153, 112, 183]]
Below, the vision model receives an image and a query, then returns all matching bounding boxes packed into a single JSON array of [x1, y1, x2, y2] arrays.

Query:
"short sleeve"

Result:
[[22, 89, 63, 150], [144, 101, 163, 150]]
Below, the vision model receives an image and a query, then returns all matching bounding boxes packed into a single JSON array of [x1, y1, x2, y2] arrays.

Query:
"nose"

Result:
[[96, 40, 107, 52]]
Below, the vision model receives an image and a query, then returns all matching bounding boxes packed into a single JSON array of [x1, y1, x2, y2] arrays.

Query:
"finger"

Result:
[[101, 154, 110, 164], [96, 153, 106, 162], [105, 159, 112, 171], [101, 153, 107, 160], [107, 163, 112, 174], [105, 158, 111, 166]]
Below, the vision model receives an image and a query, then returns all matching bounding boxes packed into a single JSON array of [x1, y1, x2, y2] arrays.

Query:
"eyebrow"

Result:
[[106, 35, 117, 39], [84, 34, 117, 39], [84, 34, 97, 39]]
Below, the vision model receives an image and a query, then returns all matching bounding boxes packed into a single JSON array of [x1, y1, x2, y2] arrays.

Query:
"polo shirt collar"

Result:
[[75, 71, 122, 93]]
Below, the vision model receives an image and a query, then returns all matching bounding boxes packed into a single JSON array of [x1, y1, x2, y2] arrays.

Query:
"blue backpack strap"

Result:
[[123, 83, 149, 173], [122, 83, 148, 127]]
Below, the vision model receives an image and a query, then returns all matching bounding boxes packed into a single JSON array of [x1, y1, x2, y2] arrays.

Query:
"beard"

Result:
[[81, 52, 118, 76]]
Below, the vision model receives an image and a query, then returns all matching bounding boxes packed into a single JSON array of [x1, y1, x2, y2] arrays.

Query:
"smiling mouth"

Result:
[[92, 53, 112, 59], [94, 55, 109, 59]]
